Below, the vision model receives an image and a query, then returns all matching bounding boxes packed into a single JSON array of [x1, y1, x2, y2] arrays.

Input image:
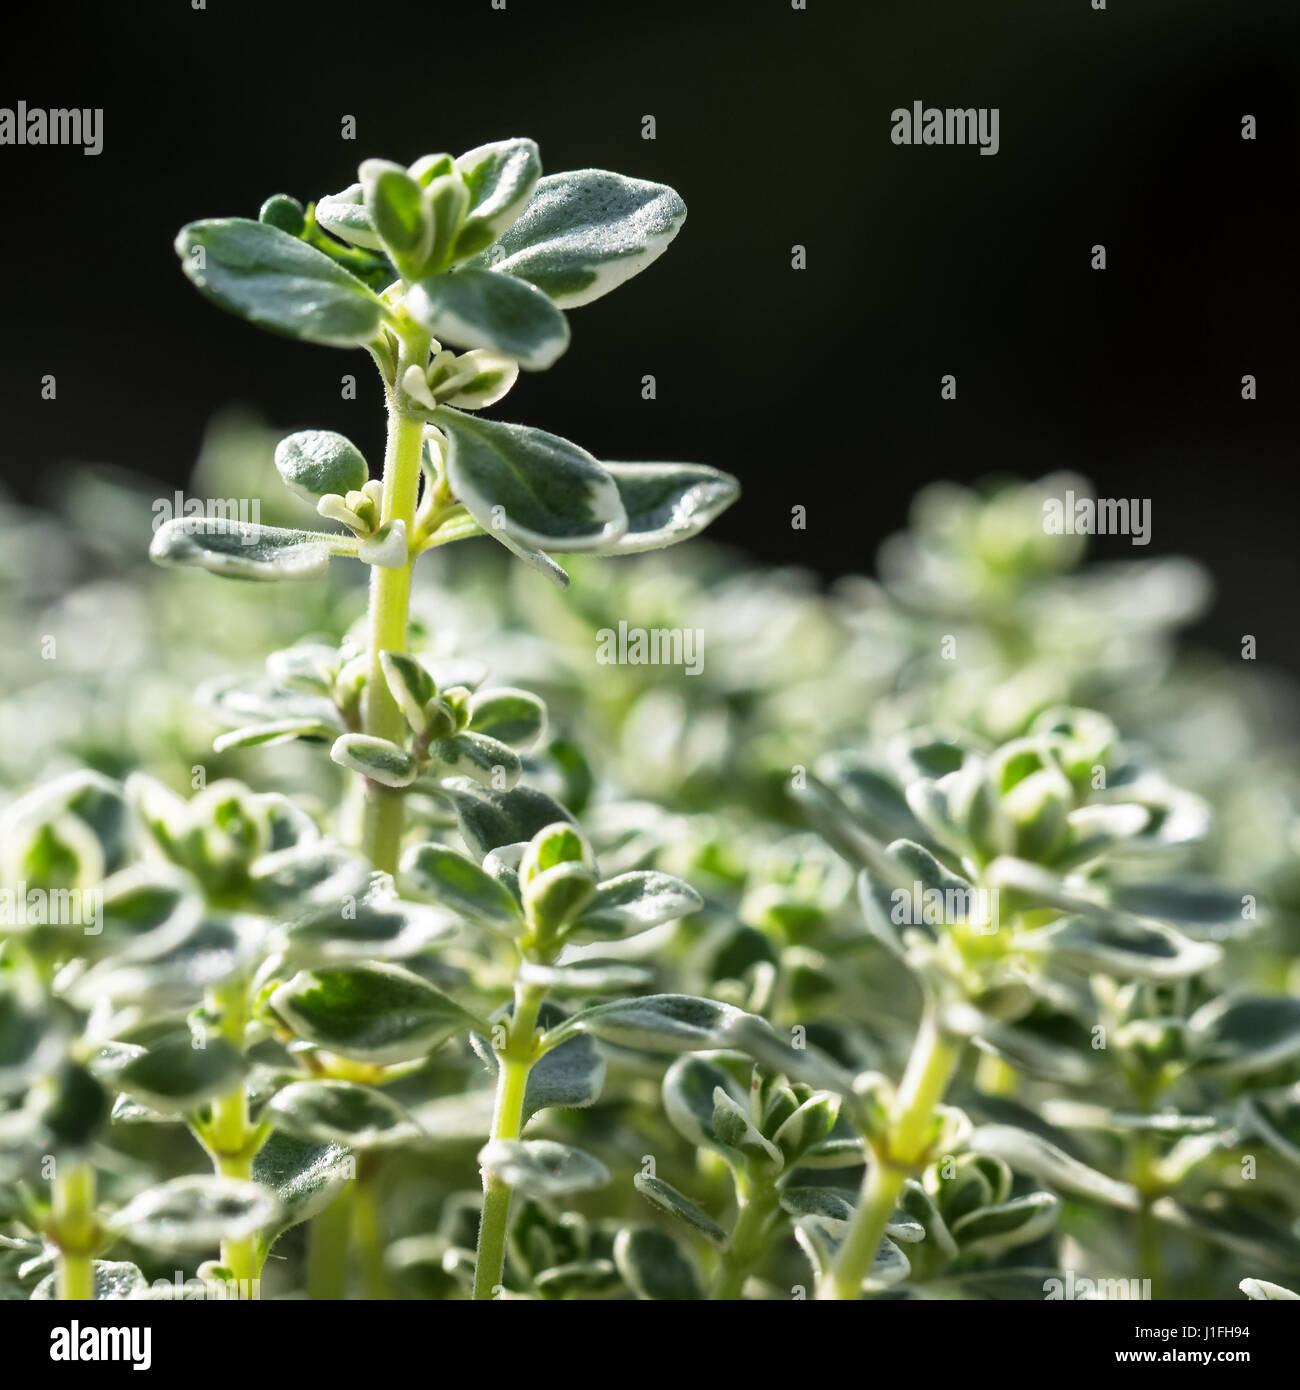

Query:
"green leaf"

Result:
[[149, 517, 345, 581], [897, 1178, 959, 1260], [1015, 913, 1221, 981], [633, 1173, 727, 1248], [107, 1035, 248, 1114], [613, 1227, 702, 1300], [330, 733, 418, 788], [591, 462, 739, 554], [400, 841, 524, 932], [663, 1055, 744, 1150], [175, 219, 387, 345], [316, 182, 382, 249], [716, 1015, 858, 1098], [452, 138, 542, 259], [434, 349, 520, 410], [533, 1259, 623, 1300], [779, 1186, 855, 1223], [1191, 996, 1300, 1077], [1054, 803, 1150, 869], [478, 1139, 610, 1197], [772, 1092, 841, 1165], [378, 652, 437, 734], [568, 994, 752, 1053], [252, 1132, 354, 1254], [360, 159, 433, 272], [259, 193, 306, 234], [274, 429, 369, 501], [473, 1016, 605, 1124], [248, 842, 371, 912], [267, 1079, 423, 1149], [434, 408, 624, 550], [490, 527, 571, 589], [278, 896, 457, 966], [966, 1124, 1140, 1209], [442, 780, 576, 860], [471, 169, 686, 307], [568, 871, 703, 941], [409, 268, 569, 370], [523, 861, 598, 934], [93, 865, 205, 962], [427, 732, 522, 790], [110, 1177, 280, 1252], [517, 958, 652, 996], [712, 1087, 782, 1166], [66, 915, 262, 1010], [271, 962, 477, 1064], [950, 1192, 1060, 1258], [467, 688, 547, 751], [793, 1216, 910, 1292], [1108, 878, 1259, 940], [213, 717, 342, 752]]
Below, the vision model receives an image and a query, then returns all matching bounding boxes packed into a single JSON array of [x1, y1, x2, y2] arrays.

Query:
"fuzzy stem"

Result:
[[712, 1176, 779, 1300], [204, 979, 262, 1290], [473, 979, 546, 1301], [53, 1161, 96, 1301], [359, 352, 429, 875], [823, 1009, 964, 1300]]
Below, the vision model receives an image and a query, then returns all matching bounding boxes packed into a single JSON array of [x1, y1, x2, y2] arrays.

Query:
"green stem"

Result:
[[53, 1161, 97, 1301], [352, 1168, 390, 1299], [824, 1009, 964, 1300], [473, 979, 546, 1301], [307, 1186, 353, 1300], [203, 980, 263, 1291], [359, 360, 428, 875], [712, 1177, 779, 1300], [1131, 1128, 1164, 1297]]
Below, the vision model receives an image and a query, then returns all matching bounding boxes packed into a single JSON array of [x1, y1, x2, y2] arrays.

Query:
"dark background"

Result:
[[2, 0, 1297, 671]]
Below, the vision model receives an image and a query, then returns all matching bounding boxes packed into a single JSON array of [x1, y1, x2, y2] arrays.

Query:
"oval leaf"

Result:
[[175, 219, 387, 345], [594, 462, 739, 553], [478, 1139, 610, 1197], [470, 170, 686, 307], [275, 429, 369, 500], [267, 1080, 423, 1149], [434, 409, 625, 551], [271, 962, 477, 1064], [569, 871, 703, 941], [400, 841, 524, 932], [150, 518, 341, 581], [409, 268, 569, 370], [111, 1177, 279, 1252]]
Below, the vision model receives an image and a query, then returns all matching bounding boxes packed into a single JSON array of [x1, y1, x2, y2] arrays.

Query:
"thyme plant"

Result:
[[2, 147, 1299, 1307]]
